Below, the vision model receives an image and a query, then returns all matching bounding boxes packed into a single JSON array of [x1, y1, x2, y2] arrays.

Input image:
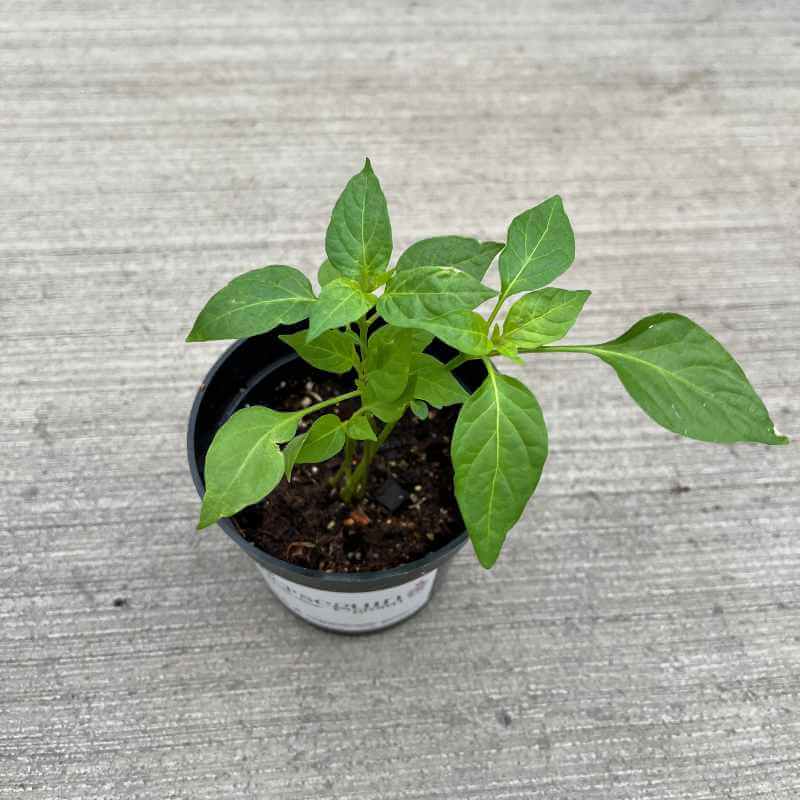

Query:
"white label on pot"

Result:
[[257, 566, 438, 633]]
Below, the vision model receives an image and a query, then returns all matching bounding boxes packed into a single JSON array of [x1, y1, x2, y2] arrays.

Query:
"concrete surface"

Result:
[[1, 2, 799, 798]]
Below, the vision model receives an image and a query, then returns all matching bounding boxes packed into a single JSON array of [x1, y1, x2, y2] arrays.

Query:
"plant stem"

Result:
[[446, 353, 472, 371], [486, 290, 507, 328], [339, 418, 397, 504], [301, 389, 360, 417]]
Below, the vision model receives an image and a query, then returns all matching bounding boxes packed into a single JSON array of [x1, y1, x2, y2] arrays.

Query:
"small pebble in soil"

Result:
[[375, 477, 410, 512]]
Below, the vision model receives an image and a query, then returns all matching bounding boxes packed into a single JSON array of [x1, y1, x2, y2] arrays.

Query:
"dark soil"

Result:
[[234, 373, 464, 572]]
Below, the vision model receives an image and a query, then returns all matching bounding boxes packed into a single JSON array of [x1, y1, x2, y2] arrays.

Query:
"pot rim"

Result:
[[186, 334, 471, 588]]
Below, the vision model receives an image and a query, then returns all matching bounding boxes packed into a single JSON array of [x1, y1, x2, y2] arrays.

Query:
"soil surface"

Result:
[[234, 373, 464, 572]]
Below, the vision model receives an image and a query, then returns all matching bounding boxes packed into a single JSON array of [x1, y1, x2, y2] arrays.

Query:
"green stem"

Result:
[[340, 418, 397, 504], [521, 345, 591, 354], [486, 290, 508, 328], [445, 353, 470, 371], [301, 389, 360, 417]]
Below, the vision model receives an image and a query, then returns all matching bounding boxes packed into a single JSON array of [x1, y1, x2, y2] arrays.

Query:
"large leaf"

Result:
[[307, 277, 375, 341], [404, 310, 492, 356], [409, 353, 468, 408], [325, 159, 392, 288], [550, 313, 788, 445], [198, 406, 299, 528], [498, 196, 575, 297], [378, 265, 496, 323], [280, 329, 356, 374], [451, 370, 548, 568], [187, 266, 315, 341], [396, 236, 504, 280], [502, 287, 590, 348], [283, 414, 346, 480]]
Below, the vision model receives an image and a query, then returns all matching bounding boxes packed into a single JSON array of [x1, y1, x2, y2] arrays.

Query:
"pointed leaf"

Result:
[[283, 414, 345, 479], [561, 313, 788, 445], [325, 158, 392, 287], [280, 329, 356, 374], [198, 406, 299, 528], [307, 277, 375, 341], [409, 353, 468, 408], [346, 415, 377, 441], [397, 236, 504, 280], [282, 435, 306, 481], [502, 288, 590, 348], [187, 266, 315, 342], [452, 371, 548, 568], [499, 196, 575, 296]]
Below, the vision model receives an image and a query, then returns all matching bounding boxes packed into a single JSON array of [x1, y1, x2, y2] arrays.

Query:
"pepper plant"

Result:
[[188, 159, 788, 567]]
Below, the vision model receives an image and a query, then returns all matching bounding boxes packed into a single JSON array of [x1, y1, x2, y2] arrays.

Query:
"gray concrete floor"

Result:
[[2, 3, 799, 798]]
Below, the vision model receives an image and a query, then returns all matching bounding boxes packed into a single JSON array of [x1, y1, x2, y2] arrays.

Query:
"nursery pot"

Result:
[[187, 323, 486, 634]]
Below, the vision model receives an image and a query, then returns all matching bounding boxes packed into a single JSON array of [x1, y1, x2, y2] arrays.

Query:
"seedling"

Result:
[[188, 160, 787, 567]]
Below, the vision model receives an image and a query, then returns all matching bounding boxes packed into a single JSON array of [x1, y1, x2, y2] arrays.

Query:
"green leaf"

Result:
[[318, 259, 341, 287], [555, 313, 788, 445], [187, 266, 315, 342], [410, 399, 429, 420], [346, 414, 377, 441], [405, 310, 492, 356], [490, 330, 524, 365], [280, 329, 356, 374], [378, 265, 496, 322], [502, 288, 590, 348], [325, 158, 392, 288], [452, 370, 548, 568], [363, 326, 414, 404], [409, 329, 435, 352], [409, 353, 468, 408], [198, 406, 299, 528], [366, 399, 407, 424], [396, 236, 504, 280], [283, 414, 346, 480], [307, 277, 375, 341], [498, 196, 575, 297]]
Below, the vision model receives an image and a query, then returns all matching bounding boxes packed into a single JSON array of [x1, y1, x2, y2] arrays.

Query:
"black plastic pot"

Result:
[[187, 323, 486, 633]]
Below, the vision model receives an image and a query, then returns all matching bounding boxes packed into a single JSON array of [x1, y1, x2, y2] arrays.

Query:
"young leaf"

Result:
[[325, 158, 392, 288], [318, 259, 341, 287], [198, 406, 299, 528], [498, 196, 575, 297], [365, 398, 407, 424], [451, 370, 548, 568], [551, 313, 788, 445], [396, 236, 504, 280], [490, 331, 524, 365], [409, 353, 468, 408], [307, 277, 375, 341], [280, 329, 356, 374], [410, 399, 429, 420], [405, 310, 492, 356], [346, 414, 377, 441], [363, 327, 413, 403], [283, 414, 346, 479], [187, 266, 315, 342], [502, 288, 590, 348], [378, 265, 496, 322]]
